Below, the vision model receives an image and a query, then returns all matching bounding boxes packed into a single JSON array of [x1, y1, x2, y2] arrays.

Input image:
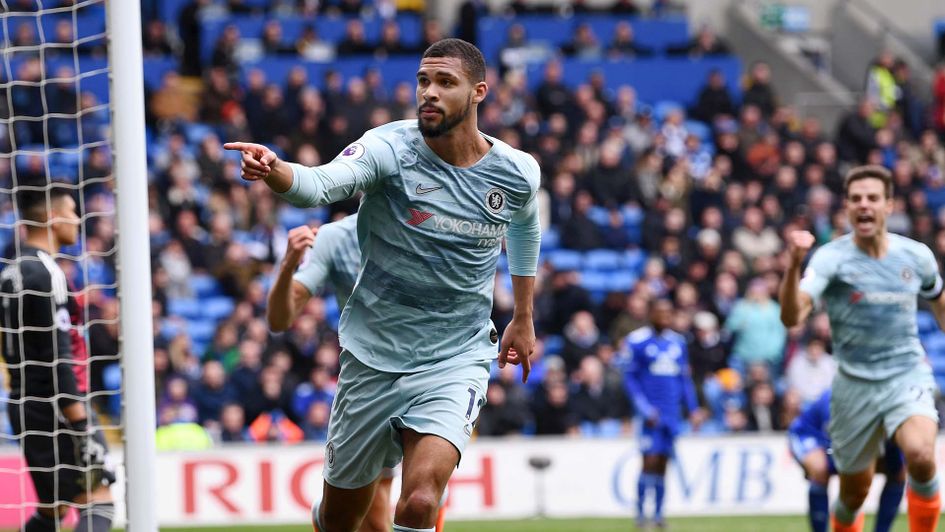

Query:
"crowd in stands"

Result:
[[4, 0, 945, 446]]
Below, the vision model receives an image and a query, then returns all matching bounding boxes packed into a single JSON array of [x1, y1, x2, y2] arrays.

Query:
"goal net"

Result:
[[0, 0, 154, 529]]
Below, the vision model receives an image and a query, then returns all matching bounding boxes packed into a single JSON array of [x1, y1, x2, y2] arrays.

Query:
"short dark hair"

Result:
[[843, 164, 893, 199], [421, 38, 486, 83], [16, 184, 73, 223]]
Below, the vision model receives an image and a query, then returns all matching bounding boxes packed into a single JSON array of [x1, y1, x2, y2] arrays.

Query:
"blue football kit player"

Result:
[[788, 390, 905, 532], [621, 299, 704, 529], [781, 165, 945, 532], [227, 38, 541, 532]]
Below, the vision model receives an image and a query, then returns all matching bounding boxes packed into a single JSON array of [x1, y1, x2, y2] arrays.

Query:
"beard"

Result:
[[418, 98, 472, 138]]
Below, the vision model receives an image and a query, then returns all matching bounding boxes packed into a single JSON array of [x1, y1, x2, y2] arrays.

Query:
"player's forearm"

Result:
[[510, 275, 535, 320], [262, 158, 294, 193], [779, 263, 808, 327], [277, 161, 369, 208], [61, 398, 87, 423], [267, 262, 301, 332]]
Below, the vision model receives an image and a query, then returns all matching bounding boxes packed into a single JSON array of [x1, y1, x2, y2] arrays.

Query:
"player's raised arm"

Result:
[[224, 132, 392, 208], [780, 230, 816, 327], [267, 225, 318, 332]]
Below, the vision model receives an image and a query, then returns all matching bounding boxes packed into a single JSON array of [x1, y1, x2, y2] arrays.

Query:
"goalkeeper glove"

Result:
[[65, 418, 116, 490]]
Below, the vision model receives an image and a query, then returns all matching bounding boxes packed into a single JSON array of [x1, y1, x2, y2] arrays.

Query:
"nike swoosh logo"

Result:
[[416, 184, 443, 195]]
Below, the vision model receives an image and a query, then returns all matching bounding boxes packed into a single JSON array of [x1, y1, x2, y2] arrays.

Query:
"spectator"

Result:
[[218, 403, 251, 442], [261, 20, 295, 55], [691, 69, 736, 124], [933, 63, 945, 136], [157, 375, 199, 426], [561, 190, 606, 251], [606, 21, 653, 58], [746, 379, 782, 432], [336, 19, 372, 55], [142, 19, 174, 56], [561, 311, 602, 374], [785, 339, 836, 405], [688, 311, 728, 396], [375, 20, 411, 57], [836, 98, 878, 163], [301, 401, 331, 441], [477, 374, 533, 436], [742, 61, 777, 118], [535, 61, 573, 119], [531, 378, 578, 435], [732, 206, 782, 261], [723, 278, 786, 371], [865, 51, 898, 128], [192, 360, 235, 425], [570, 355, 631, 432], [296, 26, 335, 62], [666, 26, 730, 57]]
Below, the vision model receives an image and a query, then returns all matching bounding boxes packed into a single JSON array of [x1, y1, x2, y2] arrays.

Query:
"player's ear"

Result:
[[472, 81, 488, 105]]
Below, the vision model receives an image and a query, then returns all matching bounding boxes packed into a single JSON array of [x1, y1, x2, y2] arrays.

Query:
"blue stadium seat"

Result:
[[584, 249, 622, 271], [923, 331, 945, 357], [608, 270, 639, 293], [579, 269, 610, 295], [917, 310, 936, 335], [202, 296, 235, 321], [182, 123, 215, 144], [277, 208, 305, 230], [324, 294, 340, 329], [622, 249, 647, 273], [684, 120, 712, 141], [540, 227, 560, 252], [187, 319, 217, 344], [654, 100, 684, 122], [143, 57, 179, 89], [190, 274, 222, 298], [102, 363, 122, 418], [477, 14, 689, 64], [167, 298, 202, 320], [587, 206, 610, 227], [547, 249, 583, 271], [496, 252, 509, 272], [159, 318, 185, 339], [543, 334, 564, 355], [524, 56, 741, 106]]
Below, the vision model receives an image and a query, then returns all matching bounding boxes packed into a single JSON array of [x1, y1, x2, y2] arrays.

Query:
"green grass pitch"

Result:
[[161, 514, 909, 531]]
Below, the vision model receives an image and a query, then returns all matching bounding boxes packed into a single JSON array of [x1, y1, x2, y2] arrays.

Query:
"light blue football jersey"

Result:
[[799, 233, 943, 380], [278, 120, 541, 372], [293, 213, 361, 309]]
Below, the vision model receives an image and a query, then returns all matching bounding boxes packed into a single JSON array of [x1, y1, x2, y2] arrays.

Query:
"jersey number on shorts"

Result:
[[465, 387, 477, 419]]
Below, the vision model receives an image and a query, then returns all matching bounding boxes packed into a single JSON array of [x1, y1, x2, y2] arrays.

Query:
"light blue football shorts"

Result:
[[322, 349, 492, 489], [828, 363, 938, 474]]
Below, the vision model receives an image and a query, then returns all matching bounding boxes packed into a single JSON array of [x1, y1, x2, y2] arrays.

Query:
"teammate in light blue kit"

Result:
[[780, 165, 945, 532], [787, 390, 904, 532], [227, 39, 541, 532], [620, 299, 704, 529]]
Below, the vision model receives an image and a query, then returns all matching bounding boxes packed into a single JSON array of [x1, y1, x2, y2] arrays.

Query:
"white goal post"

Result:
[[106, 0, 157, 530]]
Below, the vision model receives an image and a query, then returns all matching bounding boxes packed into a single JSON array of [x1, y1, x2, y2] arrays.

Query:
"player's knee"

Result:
[[808, 466, 830, 486], [322, 504, 364, 532], [903, 445, 936, 475], [397, 488, 440, 521], [358, 512, 389, 532], [840, 484, 870, 509]]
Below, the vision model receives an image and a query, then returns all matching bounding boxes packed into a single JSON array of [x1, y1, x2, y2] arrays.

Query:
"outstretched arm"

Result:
[[224, 135, 389, 207]]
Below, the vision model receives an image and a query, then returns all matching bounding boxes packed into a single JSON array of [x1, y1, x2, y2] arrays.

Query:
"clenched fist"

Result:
[[284, 225, 318, 269], [786, 230, 815, 266]]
